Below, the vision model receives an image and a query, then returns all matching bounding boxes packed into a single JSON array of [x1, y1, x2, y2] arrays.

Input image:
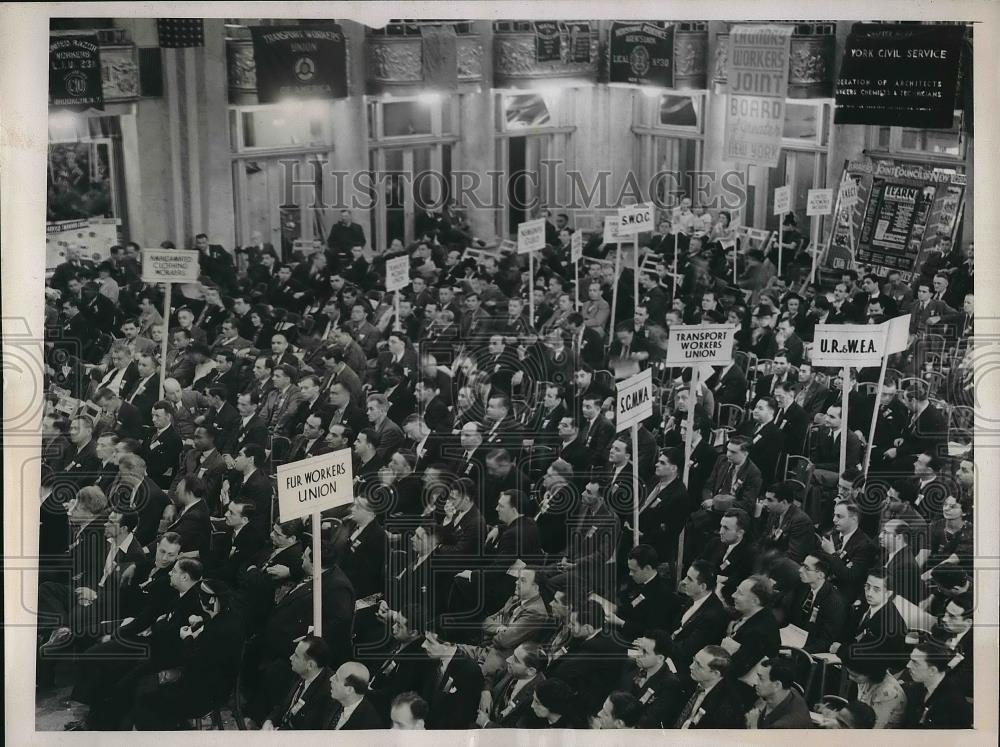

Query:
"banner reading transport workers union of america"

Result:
[[723, 24, 792, 168], [250, 24, 348, 104], [835, 23, 966, 128], [609, 22, 674, 88]]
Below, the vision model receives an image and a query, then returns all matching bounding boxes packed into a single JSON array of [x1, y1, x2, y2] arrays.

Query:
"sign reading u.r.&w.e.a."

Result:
[[811, 323, 887, 368], [664, 324, 739, 366], [277, 448, 354, 522], [617, 203, 655, 234], [616, 368, 653, 433]]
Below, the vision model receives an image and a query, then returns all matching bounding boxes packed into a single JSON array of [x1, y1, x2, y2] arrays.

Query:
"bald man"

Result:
[[326, 662, 385, 729]]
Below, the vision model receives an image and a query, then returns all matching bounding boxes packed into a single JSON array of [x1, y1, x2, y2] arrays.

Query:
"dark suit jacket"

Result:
[[423, 649, 485, 729], [669, 592, 731, 671], [756, 688, 813, 727], [635, 478, 689, 563], [324, 696, 385, 729], [699, 537, 757, 601], [677, 678, 748, 728], [142, 427, 183, 490], [267, 667, 334, 730], [227, 468, 273, 510], [106, 476, 169, 546], [557, 436, 591, 476], [286, 435, 330, 464], [617, 572, 681, 640], [897, 404, 948, 461], [728, 608, 781, 678], [581, 414, 616, 465], [884, 545, 925, 605], [843, 597, 909, 669], [369, 636, 433, 716], [904, 675, 973, 728], [774, 402, 809, 458], [161, 500, 212, 560], [702, 456, 763, 514], [786, 580, 847, 654], [737, 420, 784, 484], [332, 519, 387, 600], [546, 632, 626, 714], [232, 415, 268, 453], [710, 364, 749, 408], [620, 662, 683, 728], [422, 395, 453, 433], [215, 522, 266, 584], [371, 416, 405, 466], [485, 672, 544, 728], [819, 528, 879, 605], [438, 505, 487, 561], [761, 504, 817, 563], [812, 427, 863, 473]]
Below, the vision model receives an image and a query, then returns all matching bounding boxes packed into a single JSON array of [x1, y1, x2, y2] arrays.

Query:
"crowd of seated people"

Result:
[[37, 205, 975, 730]]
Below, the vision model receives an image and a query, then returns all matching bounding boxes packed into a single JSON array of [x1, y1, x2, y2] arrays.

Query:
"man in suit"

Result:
[[366, 604, 432, 713], [287, 412, 332, 464], [720, 575, 781, 680], [773, 381, 808, 458], [265, 363, 306, 438], [617, 630, 682, 728], [477, 643, 547, 728], [524, 384, 566, 446], [438, 477, 487, 560], [225, 443, 273, 511], [365, 393, 405, 467], [697, 508, 757, 601], [830, 570, 908, 671], [580, 395, 615, 466], [332, 495, 386, 600], [760, 480, 817, 563], [415, 377, 453, 434], [328, 381, 367, 435], [142, 400, 182, 490], [160, 475, 213, 561], [603, 545, 679, 641], [698, 437, 763, 527], [817, 500, 878, 604], [671, 561, 730, 672], [795, 363, 830, 422], [908, 281, 953, 338], [903, 640, 973, 728], [880, 519, 925, 605], [261, 636, 334, 730], [324, 662, 385, 729], [326, 209, 367, 257], [94, 386, 146, 441], [232, 393, 268, 453], [111, 453, 170, 546], [61, 415, 103, 490], [745, 656, 813, 728], [554, 416, 591, 475], [674, 646, 747, 728], [884, 382, 948, 471], [810, 405, 864, 503], [449, 422, 486, 484], [786, 554, 847, 654], [633, 447, 689, 564], [214, 499, 266, 583], [123, 354, 160, 419], [707, 360, 749, 410], [737, 396, 784, 485], [175, 425, 227, 512], [421, 629, 485, 729]]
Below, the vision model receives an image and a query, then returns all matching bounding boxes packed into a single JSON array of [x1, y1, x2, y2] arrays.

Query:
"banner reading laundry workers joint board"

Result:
[[835, 23, 967, 128], [609, 22, 674, 88], [723, 25, 792, 168], [250, 24, 348, 104]]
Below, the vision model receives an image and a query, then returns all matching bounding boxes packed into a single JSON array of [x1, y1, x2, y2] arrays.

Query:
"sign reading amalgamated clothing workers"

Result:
[[609, 22, 674, 88], [49, 35, 104, 110], [835, 23, 966, 128], [723, 24, 792, 167], [140, 249, 200, 283], [250, 24, 348, 104]]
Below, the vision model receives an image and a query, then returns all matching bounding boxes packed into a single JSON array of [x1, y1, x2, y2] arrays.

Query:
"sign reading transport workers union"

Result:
[[609, 22, 675, 89], [812, 323, 887, 368], [140, 249, 200, 284], [616, 368, 654, 432], [250, 24, 348, 104], [385, 255, 411, 292], [277, 448, 354, 522], [517, 218, 547, 254], [723, 25, 793, 168], [664, 324, 739, 366], [617, 203, 655, 234]]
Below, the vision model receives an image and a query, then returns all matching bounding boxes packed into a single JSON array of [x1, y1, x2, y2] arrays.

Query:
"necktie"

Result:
[[801, 591, 815, 621], [283, 679, 308, 725], [675, 687, 706, 728]]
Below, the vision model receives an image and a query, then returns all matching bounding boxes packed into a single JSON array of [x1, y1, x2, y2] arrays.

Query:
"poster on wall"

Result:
[[835, 23, 967, 128], [723, 24, 793, 168], [567, 22, 592, 63], [47, 141, 114, 224], [609, 22, 674, 88], [534, 22, 562, 62], [250, 24, 348, 104], [49, 34, 104, 110], [46, 218, 120, 270]]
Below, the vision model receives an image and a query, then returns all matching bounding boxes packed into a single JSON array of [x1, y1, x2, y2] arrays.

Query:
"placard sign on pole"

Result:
[[663, 324, 737, 576], [571, 231, 583, 309], [813, 323, 888, 475], [616, 368, 654, 549], [807, 188, 834, 216], [863, 315, 911, 474], [839, 180, 860, 207], [385, 255, 411, 332], [276, 448, 354, 636], [619, 203, 655, 306], [518, 218, 546, 328], [141, 249, 200, 398], [603, 216, 623, 245], [773, 186, 791, 272]]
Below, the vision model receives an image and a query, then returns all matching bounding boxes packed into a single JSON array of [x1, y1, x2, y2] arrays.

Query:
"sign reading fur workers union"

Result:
[[250, 25, 348, 104], [49, 35, 104, 110], [609, 22, 674, 88]]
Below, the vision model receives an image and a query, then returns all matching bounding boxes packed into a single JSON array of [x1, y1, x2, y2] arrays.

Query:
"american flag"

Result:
[[157, 18, 205, 48]]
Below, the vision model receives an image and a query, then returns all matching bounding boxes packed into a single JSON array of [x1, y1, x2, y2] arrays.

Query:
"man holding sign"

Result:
[[518, 218, 546, 327]]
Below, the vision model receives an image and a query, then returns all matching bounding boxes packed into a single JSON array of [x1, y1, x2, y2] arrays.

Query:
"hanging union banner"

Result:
[[723, 24, 792, 168], [609, 22, 674, 88], [250, 24, 348, 104], [835, 24, 966, 128], [534, 22, 562, 62], [49, 35, 104, 110]]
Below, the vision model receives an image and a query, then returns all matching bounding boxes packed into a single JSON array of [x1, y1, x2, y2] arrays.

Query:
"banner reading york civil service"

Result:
[[812, 323, 887, 368], [141, 249, 200, 283], [616, 368, 653, 432], [664, 324, 738, 366], [724, 25, 792, 168], [277, 448, 354, 522], [250, 25, 348, 104]]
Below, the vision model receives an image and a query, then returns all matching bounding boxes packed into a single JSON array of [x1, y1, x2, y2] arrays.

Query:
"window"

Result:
[[781, 102, 831, 147], [368, 96, 453, 141], [867, 112, 967, 161], [658, 94, 700, 129], [230, 103, 332, 152]]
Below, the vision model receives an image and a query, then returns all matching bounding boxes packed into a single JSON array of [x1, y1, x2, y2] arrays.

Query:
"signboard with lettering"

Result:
[[616, 368, 654, 432], [617, 203, 655, 234], [839, 180, 860, 207], [568, 22, 592, 63], [664, 324, 739, 366], [723, 25, 793, 167], [603, 216, 623, 244], [385, 255, 411, 292], [835, 23, 967, 128], [609, 22, 674, 88], [277, 448, 354, 522], [534, 21, 562, 62], [812, 323, 887, 368], [517, 218, 547, 254], [50, 35, 104, 110], [806, 188, 834, 216], [141, 249, 200, 283], [773, 186, 791, 216], [571, 230, 583, 263], [250, 25, 348, 104]]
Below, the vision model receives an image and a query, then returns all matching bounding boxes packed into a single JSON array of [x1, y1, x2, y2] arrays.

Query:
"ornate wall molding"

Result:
[[493, 30, 599, 88], [673, 30, 708, 90]]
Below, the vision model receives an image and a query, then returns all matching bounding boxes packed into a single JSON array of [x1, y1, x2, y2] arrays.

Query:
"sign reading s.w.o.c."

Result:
[[277, 448, 354, 522], [141, 249, 200, 283], [616, 368, 654, 433], [664, 324, 739, 366], [811, 323, 887, 368], [617, 203, 655, 234]]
